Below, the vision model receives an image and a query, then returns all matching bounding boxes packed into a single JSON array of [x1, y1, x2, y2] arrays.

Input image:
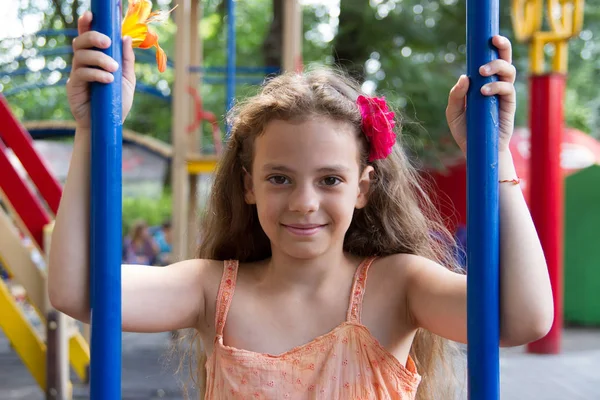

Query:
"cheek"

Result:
[[254, 187, 284, 226], [324, 190, 358, 225]]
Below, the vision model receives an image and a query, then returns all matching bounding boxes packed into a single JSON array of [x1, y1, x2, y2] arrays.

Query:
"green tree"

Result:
[[2, 0, 599, 168]]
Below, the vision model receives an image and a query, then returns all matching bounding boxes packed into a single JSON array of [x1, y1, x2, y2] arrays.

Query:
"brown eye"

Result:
[[268, 175, 290, 185], [321, 177, 341, 186]]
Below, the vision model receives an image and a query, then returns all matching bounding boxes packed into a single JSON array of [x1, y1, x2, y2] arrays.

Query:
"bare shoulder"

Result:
[[367, 254, 466, 334], [170, 258, 228, 300], [372, 253, 436, 280], [376, 253, 459, 277], [163, 258, 224, 283], [369, 253, 461, 302], [363, 254, 426, 309]]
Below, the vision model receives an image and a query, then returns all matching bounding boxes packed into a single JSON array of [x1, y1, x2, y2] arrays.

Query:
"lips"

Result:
[[281, 223, 326, 236]]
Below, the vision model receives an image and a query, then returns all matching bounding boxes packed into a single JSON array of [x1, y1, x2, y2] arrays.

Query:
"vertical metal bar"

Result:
[[466, 0, 500, 399], [526, 74, 565, 354], [226, 0, 236, 133], [45, 310, 66, 400], [44, 225, 69, 400], [89, 0, 122, 398]]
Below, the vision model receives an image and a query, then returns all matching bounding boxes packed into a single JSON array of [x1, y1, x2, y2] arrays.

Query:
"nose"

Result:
[[288, 183, 319, 214]]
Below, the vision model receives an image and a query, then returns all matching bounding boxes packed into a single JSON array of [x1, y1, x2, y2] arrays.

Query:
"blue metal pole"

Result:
[[89, 0, 122, 398], [466, 0, 500, 399], [226, 0, 236, 133]]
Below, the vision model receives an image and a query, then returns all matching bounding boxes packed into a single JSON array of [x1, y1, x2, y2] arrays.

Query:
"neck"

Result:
[[263, 246, 358, 294]]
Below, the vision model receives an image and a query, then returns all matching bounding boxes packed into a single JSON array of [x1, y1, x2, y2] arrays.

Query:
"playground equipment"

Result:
[[465, 1, 500, 397], [21, 120, 220, 178], [512, 0, 585, 355], [429, 126, 600, 329], [88, 0, 500, 399], [427, 0, 589, 362], [0, 95, 90, 397]]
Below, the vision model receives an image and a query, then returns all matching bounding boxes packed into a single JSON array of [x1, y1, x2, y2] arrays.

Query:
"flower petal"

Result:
[[137, 0, 153, 23], [122, 1, 140, 35], [139, 29, 158, 49], [124, 23, 149, 47], [155, 44, 167, 73]]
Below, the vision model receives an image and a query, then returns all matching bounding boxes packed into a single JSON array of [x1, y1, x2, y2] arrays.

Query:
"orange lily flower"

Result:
[[122, 0, 174, 73]]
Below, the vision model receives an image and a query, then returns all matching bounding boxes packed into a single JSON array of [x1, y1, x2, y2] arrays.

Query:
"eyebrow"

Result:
[[261, 164, 351, 174]]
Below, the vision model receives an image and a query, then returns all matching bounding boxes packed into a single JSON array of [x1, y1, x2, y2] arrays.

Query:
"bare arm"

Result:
[[48, 12, 208, 332], [47, 128, 208, 332], [406, 35, 553, 346], [404, 151, 553, 346]]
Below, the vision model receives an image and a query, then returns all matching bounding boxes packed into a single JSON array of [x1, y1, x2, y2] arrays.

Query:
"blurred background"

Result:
[[0, 0, 599, 399]]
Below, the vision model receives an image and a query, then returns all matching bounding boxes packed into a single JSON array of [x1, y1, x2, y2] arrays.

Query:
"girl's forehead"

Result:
[[254, 119, 361, 170], [258, 118, 358, 151]]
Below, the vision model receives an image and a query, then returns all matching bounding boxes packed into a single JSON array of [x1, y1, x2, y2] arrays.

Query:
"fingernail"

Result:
[[111, 60, 119, 70], [483, 65, 491, 73], [482, 85, 490, 94]]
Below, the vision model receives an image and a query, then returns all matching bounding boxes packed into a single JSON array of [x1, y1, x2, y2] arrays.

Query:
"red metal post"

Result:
[[527, 74, 565, 354]]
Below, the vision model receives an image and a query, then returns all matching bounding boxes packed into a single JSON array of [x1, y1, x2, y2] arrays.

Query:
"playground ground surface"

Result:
[[1, 327, 599, 399]]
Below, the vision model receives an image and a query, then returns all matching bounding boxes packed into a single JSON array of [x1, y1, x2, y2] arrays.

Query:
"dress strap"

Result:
[[215, 260, 239, 336], [347, 257, 377, 324]]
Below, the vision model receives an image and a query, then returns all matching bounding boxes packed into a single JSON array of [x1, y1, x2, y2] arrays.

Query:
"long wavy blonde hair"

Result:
[[176, 67, 464, 399]]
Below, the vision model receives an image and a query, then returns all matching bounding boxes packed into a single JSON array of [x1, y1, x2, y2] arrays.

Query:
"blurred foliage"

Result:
[[122, 191, 172, 235], [1, 0, 599, 169]]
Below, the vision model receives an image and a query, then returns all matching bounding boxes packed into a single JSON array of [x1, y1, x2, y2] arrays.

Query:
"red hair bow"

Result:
[[357, 95, 396, 162]]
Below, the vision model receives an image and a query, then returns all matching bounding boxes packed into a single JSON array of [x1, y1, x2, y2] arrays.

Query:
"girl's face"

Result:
[[245, 117, 372, 260]]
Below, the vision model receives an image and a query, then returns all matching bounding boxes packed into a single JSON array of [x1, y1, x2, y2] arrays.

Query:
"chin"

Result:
[[278, 242, 331, 260]]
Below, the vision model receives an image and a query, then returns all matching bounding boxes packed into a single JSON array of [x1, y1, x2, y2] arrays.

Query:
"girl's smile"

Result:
[[281, 223, 328, 236]]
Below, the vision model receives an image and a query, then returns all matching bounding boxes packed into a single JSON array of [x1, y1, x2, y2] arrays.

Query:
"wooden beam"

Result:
[[172, 0, 192, 261], [283, 0, 303, 72], [0, 206, 47, 315]]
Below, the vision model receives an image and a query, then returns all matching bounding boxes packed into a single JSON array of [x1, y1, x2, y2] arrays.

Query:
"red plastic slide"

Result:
[[0, 95, 63, 250], [0, 95, 62, 214]]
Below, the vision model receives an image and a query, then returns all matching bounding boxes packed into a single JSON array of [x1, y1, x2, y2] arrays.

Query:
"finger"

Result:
[[446, 75, 469, 122], [73, 49, 119, 73], [479, 59, 516, 83], [77, 11, 93, 36], [72, 67, 115, 85], [73, 31, 111, 52], [492, 35, 512, 64], [481, 81, 516, 101], [122, 36, 136, 82]]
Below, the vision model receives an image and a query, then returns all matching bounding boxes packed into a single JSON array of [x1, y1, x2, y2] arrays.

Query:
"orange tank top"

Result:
[[204, 258, 421, 399]]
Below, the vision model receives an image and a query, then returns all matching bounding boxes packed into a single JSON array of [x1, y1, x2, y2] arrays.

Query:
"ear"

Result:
[[356, 165, 374, 209], [243, 168, 256, 204]]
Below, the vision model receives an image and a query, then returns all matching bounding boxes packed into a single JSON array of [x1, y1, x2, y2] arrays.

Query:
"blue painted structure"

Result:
[[89, 0, 122, 398], [466, 1, 500, 399]]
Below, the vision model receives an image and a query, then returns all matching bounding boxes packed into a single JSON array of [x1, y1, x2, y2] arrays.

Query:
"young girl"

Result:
[[49, 11, 553, 400]]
